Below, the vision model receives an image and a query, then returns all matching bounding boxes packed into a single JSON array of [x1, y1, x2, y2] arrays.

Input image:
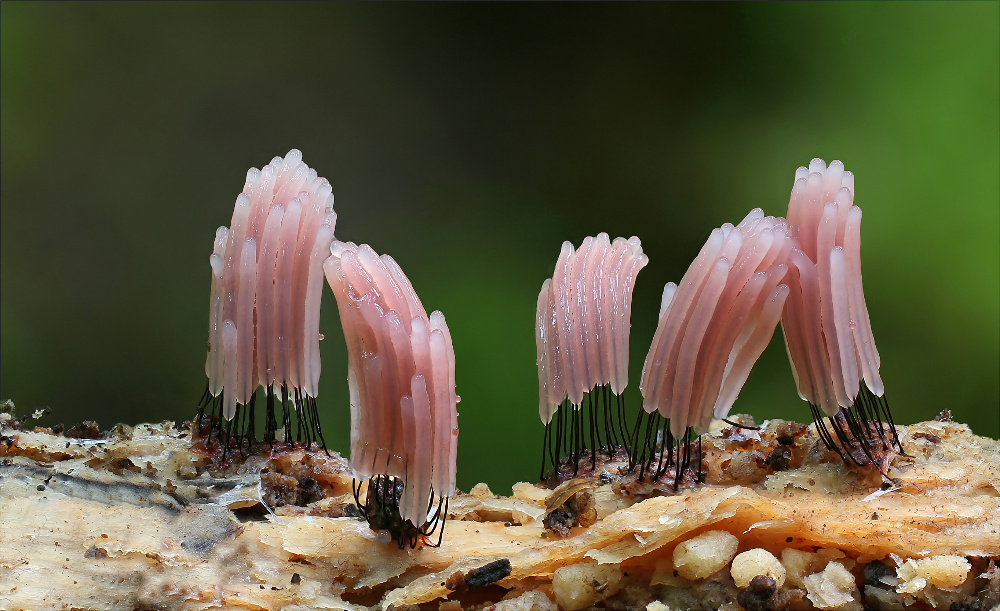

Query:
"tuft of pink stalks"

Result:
[[640, 210, 796, 438], [780, 159, 901, 468], [536, 234, 648, 420], [202, 150, 336, 446], [535, 159, 900, 485], [324, 241, 457, 547], [782, 158, 881, 414], [535, 234, 648, 477]]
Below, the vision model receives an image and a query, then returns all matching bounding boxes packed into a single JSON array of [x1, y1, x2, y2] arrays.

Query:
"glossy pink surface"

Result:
[[204, 150, 337, 418], [534, 234, 648, 424], [640, 210, 795, 436], [782, 159, 883, 416], [324, 242, 458, 528]]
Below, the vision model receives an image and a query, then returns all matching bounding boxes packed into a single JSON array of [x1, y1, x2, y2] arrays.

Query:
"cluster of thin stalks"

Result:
[[540, 384, 630, 480], [628, 411, 704, 490], [352, 475, 449, 549], [196, 382, 329, 458], [539, 384, 703, 491], [809, 385, 904, 477], [541, 384, 904, 489]]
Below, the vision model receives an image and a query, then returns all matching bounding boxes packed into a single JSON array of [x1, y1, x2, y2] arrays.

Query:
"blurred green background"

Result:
[[2, 3, 997, 493]]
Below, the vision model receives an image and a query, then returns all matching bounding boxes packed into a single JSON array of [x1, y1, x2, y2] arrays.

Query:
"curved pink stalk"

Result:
[[540, 280, 561, 413], [603, 238, 629, 395], [273, 199, 302, 388], [236, 238, 258, 406], [780, 263, 809, 401], [206, 227, 229, 396], [428, 311, 458, 494], [406, 374, 433, 527], [222, 194, 251, 324], [844, 206, 883, 395], [563, 241, 588, 406], [222, 320, 238, 420], [302, 225, 331, 398], [830, 246, 860, 403], [641, 228, 725, 414], [588, 233, 611, 389], [614, 239, 649, 395], [548, 242, 574, 406], [668, 257, 731, 437], [712, 283, 790, 428], [535, 279, 554, 424], [689, 270, 768, 425], [429, 311, 458, 494], [816, 202, 851, 408], [790, 248, 838, 413], [578, 236, 601, 393], [255, 204, 284, 387]]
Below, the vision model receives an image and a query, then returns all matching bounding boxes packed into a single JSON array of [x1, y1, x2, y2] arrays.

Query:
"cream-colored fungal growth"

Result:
[[204, 149, 336, 420], [672, 529, 739, 580], [731, 548, 787, 588], [489, 591, 557, 611], [781, 547, 828, 588], [535, 233, 648, 423], [803, 560, 863, 610], [323, 241, 458, 534], [896, 555, 971, 592], [551, 561, 625, 611], [640, 209, 795, 436], [782, 158, 881, 415]]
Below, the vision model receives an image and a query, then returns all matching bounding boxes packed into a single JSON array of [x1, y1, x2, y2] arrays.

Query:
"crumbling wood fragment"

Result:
[[1, 409, 997, 610]]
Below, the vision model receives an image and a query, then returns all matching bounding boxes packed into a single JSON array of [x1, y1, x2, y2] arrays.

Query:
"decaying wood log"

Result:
[[1, 403, 997, 610]]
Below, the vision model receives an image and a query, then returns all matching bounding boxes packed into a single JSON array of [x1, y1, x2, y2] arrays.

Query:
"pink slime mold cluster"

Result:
[[535, 158, 889, 454], [203, 150, 459, 546], [205, 150, 336, 420], [534, 234, 648, 424], [323, 241, 458, 530], [782, 159, 882, 416], [640, 209, 796, 437]]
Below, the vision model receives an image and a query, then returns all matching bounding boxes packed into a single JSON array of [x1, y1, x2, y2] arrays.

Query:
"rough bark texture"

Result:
[[1, 407, 997, 611]]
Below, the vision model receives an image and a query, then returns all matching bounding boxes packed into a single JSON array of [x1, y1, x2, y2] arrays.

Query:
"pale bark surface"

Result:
[[1, 411, 997, 610]]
